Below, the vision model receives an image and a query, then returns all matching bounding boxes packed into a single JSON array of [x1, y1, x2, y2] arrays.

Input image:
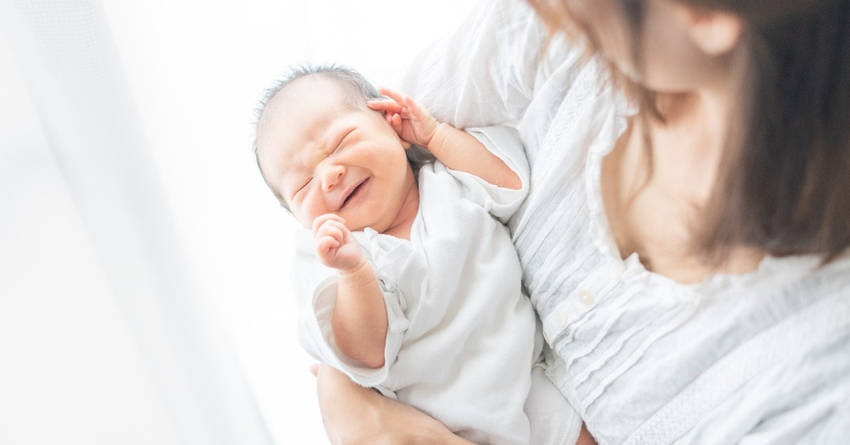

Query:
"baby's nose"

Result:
[[320, 164, 345, 192]]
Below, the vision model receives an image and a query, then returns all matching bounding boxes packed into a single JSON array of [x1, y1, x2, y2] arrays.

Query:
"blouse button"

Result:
[[579, 289, 595, 306]]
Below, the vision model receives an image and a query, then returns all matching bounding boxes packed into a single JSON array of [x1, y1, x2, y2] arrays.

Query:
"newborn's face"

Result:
[[257, 77, 416, 233]]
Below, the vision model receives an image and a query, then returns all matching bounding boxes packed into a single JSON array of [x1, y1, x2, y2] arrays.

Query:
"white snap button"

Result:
[[611, 261, 625, 278], [579, 289, 594, 306], [557, 308, 569, 325]]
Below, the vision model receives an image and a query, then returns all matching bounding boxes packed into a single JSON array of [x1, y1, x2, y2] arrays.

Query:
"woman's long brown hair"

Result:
[[527, 0, 850, 263]]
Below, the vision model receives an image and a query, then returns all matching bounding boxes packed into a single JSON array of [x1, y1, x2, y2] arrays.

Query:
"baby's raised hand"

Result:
[[367, 87, 438, 147], [312, 214, 364, 273]]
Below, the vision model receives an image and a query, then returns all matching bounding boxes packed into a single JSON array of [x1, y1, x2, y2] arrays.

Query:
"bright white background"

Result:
[[0, 0, 477, 443]]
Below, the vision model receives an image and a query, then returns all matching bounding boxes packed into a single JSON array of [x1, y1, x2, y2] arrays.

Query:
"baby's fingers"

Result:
[[312, 214, 345, 234], [402, 95, 429, 121], [366, 98, 402, 114], [316, 221, 347, 244], [316, 234, 340, 251], [377, 87, 405, 105], [390, 113, 404, 135], [315, 235, 341, 264]]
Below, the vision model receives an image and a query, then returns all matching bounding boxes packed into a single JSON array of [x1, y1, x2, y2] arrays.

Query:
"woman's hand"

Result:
[[367, 87, 439, 148], [577, 424, 597, 445], [312, 364, 474, 445]]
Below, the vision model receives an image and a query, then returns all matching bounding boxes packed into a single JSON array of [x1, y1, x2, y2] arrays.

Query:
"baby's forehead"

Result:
[[258, 78, 351, 139], [263, 77, 362, 154], [275, 75, 360, 112]]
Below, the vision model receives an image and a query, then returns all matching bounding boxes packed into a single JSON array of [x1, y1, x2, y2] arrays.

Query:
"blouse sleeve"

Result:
[[739, 370, 850, 444], [808, 396, 850, 442], [400, 0, 576, 129], [289, 229, 409, 388]]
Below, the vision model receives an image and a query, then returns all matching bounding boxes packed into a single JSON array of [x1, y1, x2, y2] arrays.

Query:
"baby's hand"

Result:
[[367, 87, 438, 148], [313, 214, 364, 273]]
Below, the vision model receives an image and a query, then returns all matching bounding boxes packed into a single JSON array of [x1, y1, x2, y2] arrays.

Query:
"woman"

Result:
[[311, 0, 850, 443]]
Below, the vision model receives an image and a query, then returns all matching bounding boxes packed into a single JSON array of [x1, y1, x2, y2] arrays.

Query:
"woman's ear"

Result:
[[681, 7, 742, 56]]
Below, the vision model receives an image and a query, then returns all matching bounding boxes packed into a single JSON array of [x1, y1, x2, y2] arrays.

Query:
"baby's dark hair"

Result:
[[253, 64, 434, 209]]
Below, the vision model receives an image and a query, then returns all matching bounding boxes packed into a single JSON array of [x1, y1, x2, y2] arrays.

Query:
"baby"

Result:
[[254, 65, 577, 445]]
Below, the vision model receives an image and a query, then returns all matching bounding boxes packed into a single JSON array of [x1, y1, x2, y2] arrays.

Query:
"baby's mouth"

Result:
[[342, 179, 367, 208]]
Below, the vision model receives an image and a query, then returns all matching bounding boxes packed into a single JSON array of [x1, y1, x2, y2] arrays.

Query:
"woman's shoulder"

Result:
[[720, 252, 850, 302]]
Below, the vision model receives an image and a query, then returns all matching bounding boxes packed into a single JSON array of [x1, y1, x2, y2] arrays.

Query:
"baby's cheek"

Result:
[[293, 198, 320, 229]]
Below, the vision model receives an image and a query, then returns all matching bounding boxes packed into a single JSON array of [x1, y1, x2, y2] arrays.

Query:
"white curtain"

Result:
[[0, 1, 273, 444], [0, 0, 477, 443]]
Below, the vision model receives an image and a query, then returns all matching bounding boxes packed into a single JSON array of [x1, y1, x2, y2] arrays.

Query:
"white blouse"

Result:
[[401, 0, 850, 443]]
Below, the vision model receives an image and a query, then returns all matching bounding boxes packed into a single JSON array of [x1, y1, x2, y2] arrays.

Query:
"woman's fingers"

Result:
[[577, 424, 597, 445]]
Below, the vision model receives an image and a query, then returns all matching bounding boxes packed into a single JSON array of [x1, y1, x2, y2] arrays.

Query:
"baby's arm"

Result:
[[313, 214, 387, 369], [368, 88, 521, 190]]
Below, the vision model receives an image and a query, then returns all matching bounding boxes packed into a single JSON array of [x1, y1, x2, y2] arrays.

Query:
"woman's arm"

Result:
[[314, 363, 598, 445], [313, 364, 475, 445]]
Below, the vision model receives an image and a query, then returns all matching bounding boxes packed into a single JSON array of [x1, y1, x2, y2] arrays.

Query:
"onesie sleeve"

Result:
[[290, 229, 409, 388], [445, 125, 530, 223]]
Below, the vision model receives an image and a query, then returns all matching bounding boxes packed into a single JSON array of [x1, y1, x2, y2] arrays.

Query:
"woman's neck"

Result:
[[605, 82, 765, 283], [652, 86, 731, 205]]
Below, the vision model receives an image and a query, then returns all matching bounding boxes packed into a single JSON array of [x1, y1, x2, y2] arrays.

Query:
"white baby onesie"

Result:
[[291, 126, 577, 445]]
